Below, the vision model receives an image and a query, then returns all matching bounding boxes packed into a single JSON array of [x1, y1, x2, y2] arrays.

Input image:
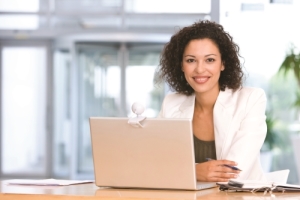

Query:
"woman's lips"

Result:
[[193, 76, 209, 84]]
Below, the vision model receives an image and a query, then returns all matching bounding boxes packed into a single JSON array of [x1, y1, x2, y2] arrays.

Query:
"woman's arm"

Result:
[[224, 88, 267, 180]]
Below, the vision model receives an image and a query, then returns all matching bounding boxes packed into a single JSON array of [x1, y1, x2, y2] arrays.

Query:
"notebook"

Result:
[[89, 117, 216, 190], [217, 178, 300, 192]]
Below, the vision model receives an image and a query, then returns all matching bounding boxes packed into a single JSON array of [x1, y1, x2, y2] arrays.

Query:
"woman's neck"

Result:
[[194, 88, 220, 113]]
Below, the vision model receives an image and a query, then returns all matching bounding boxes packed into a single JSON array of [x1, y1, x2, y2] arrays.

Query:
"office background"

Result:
[[0, 0, 300, 184]]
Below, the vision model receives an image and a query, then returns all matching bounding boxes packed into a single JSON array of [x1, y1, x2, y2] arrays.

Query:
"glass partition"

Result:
[[53, 49, 71, 178], [126, 44, 164, 117], [76, 44, 120, 173], [74, 43, 164, 175]]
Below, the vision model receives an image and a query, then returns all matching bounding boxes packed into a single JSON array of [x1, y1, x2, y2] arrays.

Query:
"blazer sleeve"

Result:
[[225, 88, 267, 180]]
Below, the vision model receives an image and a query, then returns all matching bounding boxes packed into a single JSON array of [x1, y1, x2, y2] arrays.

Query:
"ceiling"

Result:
[[0, 0, 219, 40]]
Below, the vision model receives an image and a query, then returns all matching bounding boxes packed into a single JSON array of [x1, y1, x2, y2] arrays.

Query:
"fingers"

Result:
[[195, 160, 241, 182], [215, 171, 240, 179], [200, 174, 238, 182], [206, 160, 240, 173], [215, 165, 240, 174], [208, 167, 240, 178], [206, 177, 231, 182], [204, 170, 240, 182], [218, 160, 238, 166], [209, 159, 237, 167], [202, 160, 241, 182], [207, 159, 241, 172]]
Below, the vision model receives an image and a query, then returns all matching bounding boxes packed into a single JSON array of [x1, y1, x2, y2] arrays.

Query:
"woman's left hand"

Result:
[[195, 159, 240, 182]]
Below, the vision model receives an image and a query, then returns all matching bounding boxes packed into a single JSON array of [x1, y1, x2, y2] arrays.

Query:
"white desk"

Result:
[[1, 181, 299, 200]]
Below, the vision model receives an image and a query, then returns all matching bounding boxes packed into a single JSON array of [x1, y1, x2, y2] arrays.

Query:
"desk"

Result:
[[1, 181, 300, 200]]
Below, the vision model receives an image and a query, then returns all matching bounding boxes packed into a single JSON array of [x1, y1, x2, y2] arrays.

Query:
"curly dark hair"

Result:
[[158, 20, 244, 95]]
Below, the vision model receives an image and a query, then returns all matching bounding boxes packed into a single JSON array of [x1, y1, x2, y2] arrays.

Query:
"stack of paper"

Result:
[[5, 179, 94, 186]]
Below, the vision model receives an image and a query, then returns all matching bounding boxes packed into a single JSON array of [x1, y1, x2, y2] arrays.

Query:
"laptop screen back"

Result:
[[89, 117, 199, 190]]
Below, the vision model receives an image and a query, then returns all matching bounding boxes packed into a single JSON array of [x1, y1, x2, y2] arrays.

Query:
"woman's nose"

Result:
[[195, 61, 205, 73]]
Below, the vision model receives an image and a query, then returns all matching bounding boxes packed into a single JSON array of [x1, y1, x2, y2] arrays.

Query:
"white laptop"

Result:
[[89, 117, 216, 190]]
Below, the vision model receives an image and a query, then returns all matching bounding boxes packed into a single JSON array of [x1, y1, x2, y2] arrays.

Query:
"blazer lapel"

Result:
[[213, 89, 235, 159], [178, 94, 195, 118]]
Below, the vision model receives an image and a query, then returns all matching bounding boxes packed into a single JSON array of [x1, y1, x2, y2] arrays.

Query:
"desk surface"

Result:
[[1, 181, 300, 200]]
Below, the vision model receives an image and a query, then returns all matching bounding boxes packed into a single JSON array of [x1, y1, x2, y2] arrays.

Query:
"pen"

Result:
[[206, 158, 242, 171]]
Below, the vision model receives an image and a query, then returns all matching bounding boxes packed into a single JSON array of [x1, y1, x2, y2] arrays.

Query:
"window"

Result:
[[1, 46, 48, 177], [55, 43, 166, 178]]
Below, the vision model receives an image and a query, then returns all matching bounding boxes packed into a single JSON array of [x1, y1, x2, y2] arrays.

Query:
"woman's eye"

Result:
[[186, 59, 194, 63], [207, 58, 215, 62]]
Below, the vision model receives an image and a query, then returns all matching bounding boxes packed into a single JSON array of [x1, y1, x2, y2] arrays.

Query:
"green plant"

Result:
[[262, 112, 279, 151], [278, 44, 300, 110], [279, 45, 300, 86], [293, 91, 300, 108]]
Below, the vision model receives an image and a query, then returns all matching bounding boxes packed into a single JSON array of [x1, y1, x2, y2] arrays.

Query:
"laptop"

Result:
[[89, 117, 216, 190]]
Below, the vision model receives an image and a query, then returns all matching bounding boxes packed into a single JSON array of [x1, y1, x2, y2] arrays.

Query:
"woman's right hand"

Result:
[[195, 159, 241, 182]]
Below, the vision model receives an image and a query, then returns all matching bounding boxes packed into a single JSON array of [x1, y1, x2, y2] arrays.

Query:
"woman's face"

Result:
[[182, 38, 224, 95]]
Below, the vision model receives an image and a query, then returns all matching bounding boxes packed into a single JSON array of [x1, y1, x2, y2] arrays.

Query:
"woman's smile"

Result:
[[193, 76, 210, 84]]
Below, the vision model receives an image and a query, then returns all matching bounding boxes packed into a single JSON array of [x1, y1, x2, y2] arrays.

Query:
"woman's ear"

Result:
[[221, 63, 225, 71], [181, 62, 184, 72]]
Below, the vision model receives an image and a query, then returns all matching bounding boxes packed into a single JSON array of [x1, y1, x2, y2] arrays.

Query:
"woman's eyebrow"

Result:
[[205, 54, 217, 57], [183, 55, 196, 57], [184, 54, 218, 58]]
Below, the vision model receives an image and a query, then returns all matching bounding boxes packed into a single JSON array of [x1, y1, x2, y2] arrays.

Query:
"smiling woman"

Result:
[[157, 20, 269, 182], [182, 39, 224, 96]]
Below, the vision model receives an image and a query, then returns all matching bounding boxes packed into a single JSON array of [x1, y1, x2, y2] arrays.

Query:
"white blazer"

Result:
[[158, 87, 267, 180]]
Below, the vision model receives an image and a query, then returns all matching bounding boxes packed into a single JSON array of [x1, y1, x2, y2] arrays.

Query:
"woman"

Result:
[[158, 20, 267, 182]]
